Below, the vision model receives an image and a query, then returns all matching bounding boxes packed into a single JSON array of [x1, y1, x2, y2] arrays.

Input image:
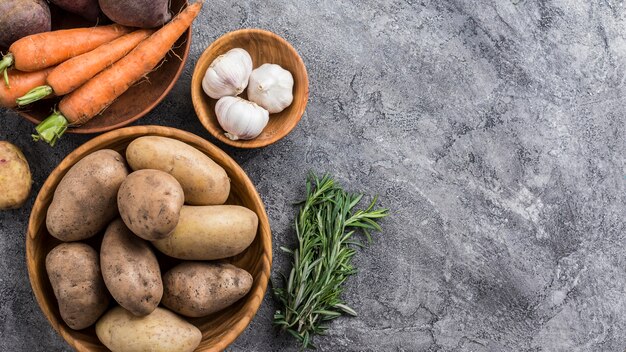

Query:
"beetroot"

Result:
[[0, 0, 51, 48], [98, 0, 171, 28], [50, 0, 101, 22]]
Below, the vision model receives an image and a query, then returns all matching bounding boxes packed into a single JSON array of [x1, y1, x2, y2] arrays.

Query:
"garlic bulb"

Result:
[[215, 96, 269, 140], [202, 48, 253, 99], [247, 63, 294, 113]]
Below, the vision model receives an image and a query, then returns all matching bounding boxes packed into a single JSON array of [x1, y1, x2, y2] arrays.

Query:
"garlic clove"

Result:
[[215, 96, 269, 140], [247, 63, 294, 114], [202, 48, 253, 99]]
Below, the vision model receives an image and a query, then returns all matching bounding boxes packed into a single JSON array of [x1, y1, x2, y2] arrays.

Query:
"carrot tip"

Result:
[[0, 53, 14, 87], [33, 111, 68, 147], [16, 85, 53, 106]]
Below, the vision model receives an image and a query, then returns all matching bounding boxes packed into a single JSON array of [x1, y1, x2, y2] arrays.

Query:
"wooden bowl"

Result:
[[8, 0, 191, 134], [26, 125, 272, 351], [191, 29, 309, 148]]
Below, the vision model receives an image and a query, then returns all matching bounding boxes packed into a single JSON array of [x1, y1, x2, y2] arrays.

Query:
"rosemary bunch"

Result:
[[273, 173, 389, 349]]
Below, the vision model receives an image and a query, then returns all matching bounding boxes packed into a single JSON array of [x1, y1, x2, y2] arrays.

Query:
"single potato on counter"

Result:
[[46, 243, 110, 330], [125, 136, 230, 205], [47, 149, 128, 241], [153, 205, 258, 260], [162, 262, 253, 317], [96, 306, 202, 352], [100, 219, 162, 316], [0, 142, 32, 210]]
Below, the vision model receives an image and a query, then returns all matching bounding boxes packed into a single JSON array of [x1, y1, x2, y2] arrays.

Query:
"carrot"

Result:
[[0, 24, 132, 86], [16, 29, 154, 107], [0, 68, 54, 108], [32, 1, 203, 146]]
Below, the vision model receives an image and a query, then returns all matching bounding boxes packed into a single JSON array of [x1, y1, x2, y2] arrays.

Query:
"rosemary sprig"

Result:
[[273, 173, 389, 349]]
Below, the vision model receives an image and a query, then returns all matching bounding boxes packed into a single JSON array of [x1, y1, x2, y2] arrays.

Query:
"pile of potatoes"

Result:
[[44, 136, 258, 352]]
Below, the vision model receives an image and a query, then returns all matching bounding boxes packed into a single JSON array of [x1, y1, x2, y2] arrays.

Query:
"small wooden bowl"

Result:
[[8, 0, 191, 134], [191, 29, 309, 148], [26, 126, 272, 351]]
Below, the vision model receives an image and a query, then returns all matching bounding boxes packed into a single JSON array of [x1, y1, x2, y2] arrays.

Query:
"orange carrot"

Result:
[[32, 1, 203, 146], [0, 68, 53, 108], [0, 24, 132, 85], [16, 29, 154, 106]]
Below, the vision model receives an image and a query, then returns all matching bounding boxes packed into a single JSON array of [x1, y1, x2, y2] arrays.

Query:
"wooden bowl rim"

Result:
[[15, 12, 192, 135], [191, 28, 309, 149], [25, 125, 273, 352]]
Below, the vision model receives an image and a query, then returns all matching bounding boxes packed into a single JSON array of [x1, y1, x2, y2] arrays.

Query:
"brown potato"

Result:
[[126, 136, 230, 205], [162, 262, 253, 317], [0, 141, 32, 210], [100, 219, 162, 316], [117, 169, 184, 240], [96, 306, 201, 352], [46, 243, 109, 330], [47, 149, 128, 241], [152, 205, 258, 260]]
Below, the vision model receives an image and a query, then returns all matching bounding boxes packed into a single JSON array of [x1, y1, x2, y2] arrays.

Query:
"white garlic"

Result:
[[215, 96, 269, 140], [202, 48, 253, 99], [247, 63, 294, 113]]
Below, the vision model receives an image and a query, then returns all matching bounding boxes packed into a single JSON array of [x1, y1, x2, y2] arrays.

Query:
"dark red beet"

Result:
[[98, 0, 171, 28], [0, 0, 51, 48], [50, 0, 100, 22]]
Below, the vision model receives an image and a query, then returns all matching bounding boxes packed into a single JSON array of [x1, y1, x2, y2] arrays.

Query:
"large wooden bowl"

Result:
[[191, 29, 309, 148], [8, 0, 191, 134], [26, 126, 272, 351]]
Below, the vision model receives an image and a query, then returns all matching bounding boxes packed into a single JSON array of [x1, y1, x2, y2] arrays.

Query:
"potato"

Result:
[[96, 306, 202, 352], [0, 0, 51, 48], [46, 243, 109, 330], [98, 0, 171, 28], [117, 169, 184, 240], [47, 149, 128, 241], [101, 219, 162, 316], [162, 262, 253, 317], [50, 0, 100, 22], [126, 136, 230, 205], [153, 205, 258, 260], [0, 142, 32, 210]]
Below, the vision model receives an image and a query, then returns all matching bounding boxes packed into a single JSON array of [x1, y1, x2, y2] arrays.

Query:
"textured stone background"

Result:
[[1, 0, 625, 351]]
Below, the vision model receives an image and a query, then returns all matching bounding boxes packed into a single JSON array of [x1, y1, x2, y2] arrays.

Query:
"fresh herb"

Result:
[[273, 173, 389, 349]]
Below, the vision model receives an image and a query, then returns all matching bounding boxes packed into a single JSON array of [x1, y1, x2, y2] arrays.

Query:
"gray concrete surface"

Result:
[[1, 0, 625, 351]]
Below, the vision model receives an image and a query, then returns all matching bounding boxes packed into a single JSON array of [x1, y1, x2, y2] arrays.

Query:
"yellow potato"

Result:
[[162, 262, 253, 317], [125, 136, 230, 205], [46, 243, 110, 330], [153, 205, 258, 260], [47, 149, 128, 241], [96, 306, 202, 352], [0, 141, 32, 209]]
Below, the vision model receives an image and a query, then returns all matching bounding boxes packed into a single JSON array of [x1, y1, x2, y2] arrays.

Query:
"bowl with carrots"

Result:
[[0, 0, 195, 143]]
